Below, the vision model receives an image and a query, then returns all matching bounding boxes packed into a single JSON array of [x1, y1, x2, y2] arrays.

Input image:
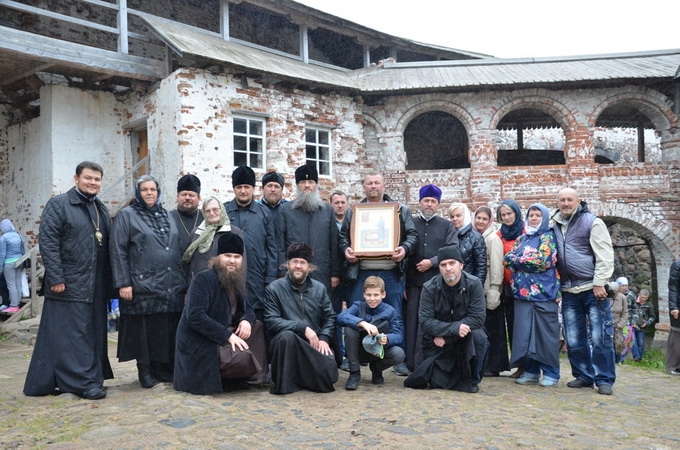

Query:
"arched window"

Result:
[[404, 111, 469, 170], [594, 103, 660, 164], [496, 108, 565, 166]]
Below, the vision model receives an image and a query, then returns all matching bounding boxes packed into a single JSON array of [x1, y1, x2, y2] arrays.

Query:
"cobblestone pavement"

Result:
[[0, 331, 679, 449]]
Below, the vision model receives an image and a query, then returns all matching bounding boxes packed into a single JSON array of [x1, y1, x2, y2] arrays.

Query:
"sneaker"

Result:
[[515, 375, 539, 385], [671, 369, 680, 376], [4, 306, 20, 314], [470, 384, 480, 393], [339, 358, 350, 372], [345, 371, 361, 390], [0, 305, 8, 311], [540, 378, 558, 387], [597, 384, 613, 395], [566, 378, 593, 388], [393, 363, 410, 376]]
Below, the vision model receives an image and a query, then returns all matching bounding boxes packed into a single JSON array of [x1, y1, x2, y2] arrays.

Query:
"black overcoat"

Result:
[[173, 268, 255, 395]]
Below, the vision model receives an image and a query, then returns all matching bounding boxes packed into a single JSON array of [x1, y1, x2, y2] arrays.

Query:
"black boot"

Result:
[[137, 363, 160, 388], [345, 371, 361, 390], [151, 361, 174, 383]]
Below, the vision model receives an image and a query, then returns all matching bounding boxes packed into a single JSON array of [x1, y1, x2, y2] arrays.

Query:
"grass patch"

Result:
[[621, 347, 666, 371]]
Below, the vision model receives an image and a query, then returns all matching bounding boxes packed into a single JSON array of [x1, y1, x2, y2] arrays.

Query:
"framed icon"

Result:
[[350, 202, 401, 258]]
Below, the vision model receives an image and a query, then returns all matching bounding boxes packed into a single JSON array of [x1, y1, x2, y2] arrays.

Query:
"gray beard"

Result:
[[292, 188, 325, 213]]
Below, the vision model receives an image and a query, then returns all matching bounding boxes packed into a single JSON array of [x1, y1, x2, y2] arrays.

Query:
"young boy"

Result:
[[336, 276, 405, 390]]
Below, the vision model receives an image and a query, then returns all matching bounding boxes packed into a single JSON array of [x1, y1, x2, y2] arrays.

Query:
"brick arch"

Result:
[[362, 113, 386, 134], [489, 92, 577, 131], [599, 200, 679, 343], [393, 100, 477, 135], [588, 87, 676, 131]]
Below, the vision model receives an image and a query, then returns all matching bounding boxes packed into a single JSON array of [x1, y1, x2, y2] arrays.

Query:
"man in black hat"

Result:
[[275, 164, 341, 292], [405, 183, 458, 371], [224, 166, 277, 321], [259, 171, 288, 223], [170, 174, 203, 253], [404, 246, 488, 393], [264, 243, 339, 395], [174, 232, 267, 394]]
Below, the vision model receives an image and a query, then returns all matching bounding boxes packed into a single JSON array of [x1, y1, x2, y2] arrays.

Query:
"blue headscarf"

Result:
[[497, 200, 524, 240], [524, 203, 550, 236]]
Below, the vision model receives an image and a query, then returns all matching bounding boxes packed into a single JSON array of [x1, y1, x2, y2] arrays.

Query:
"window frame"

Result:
[[232, 115, 266, 170], [304, 126, 332, 177]]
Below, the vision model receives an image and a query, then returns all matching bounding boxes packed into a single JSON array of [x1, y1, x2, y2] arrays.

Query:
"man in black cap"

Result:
[[174, 232, 267, 394], [259, 171, 288, 224], [264, 243, 339, 395], [404, 246, 488, 393], [275, 164, 341, 293], [405, 184, 458, 371], [224, 166, 277, 321], [170, 174, 203, 253]]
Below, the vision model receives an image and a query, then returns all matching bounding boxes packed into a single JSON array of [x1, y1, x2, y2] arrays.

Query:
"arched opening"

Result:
[[594, 103, 661, 164], [404, 111, 469, 170], [496, 108, 566, 166]]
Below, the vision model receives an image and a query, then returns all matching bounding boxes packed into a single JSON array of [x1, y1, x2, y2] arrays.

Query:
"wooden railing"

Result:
[[0, 0, 159, 54]]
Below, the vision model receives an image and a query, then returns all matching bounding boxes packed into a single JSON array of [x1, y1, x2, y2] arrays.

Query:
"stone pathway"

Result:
[[0, 331, 679, 449]]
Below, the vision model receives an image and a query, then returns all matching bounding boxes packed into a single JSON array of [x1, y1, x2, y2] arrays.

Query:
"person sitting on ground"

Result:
[[337, 276, 405, 390], [405, 246, 488, 393], [264, 243, 339, 395], [174, 233, 266, 395]]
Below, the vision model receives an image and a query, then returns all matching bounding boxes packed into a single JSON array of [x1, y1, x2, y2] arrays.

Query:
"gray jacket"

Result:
[[110, 206, 186, 315], [275, 202, 341, 291], [264, 275, 336, 343]]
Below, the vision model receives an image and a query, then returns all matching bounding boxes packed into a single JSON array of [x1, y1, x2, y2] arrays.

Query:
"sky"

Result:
[[295, 0, 677, 58]]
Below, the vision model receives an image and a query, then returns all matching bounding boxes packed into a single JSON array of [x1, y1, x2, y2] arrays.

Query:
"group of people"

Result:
[[22, 158, 666, 400], [608, 276, 657, 363]]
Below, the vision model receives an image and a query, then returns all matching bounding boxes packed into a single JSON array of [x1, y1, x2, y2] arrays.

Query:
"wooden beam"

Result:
[[0, 61, 53, 86], [0, 25, 167, 81]]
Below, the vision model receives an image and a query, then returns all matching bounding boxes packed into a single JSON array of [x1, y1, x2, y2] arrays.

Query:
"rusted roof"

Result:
[[351, 50, 680, 93], [142, 16, 360, 91]]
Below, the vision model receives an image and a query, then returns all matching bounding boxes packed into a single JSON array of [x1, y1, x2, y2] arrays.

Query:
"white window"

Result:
[[305, 127, 331, 176], [233, 117, 265, 169]]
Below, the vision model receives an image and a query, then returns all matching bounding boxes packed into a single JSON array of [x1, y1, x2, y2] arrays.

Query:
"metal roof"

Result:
[[350, 50, 680, 93], [143, 16, 680, 95], [143, 16, 360, 90]]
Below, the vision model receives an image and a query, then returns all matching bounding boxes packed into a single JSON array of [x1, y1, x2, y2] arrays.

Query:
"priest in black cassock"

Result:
[[169, 174, 203, 253], [24, 161, 113, 400], [264, 243, 339, 394]]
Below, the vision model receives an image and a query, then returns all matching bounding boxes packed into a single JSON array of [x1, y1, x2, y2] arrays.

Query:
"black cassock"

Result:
[[24, 244, 113, 396]]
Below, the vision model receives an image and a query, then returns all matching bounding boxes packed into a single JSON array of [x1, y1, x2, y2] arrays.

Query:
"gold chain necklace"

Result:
[[92, 203, 103, 246]]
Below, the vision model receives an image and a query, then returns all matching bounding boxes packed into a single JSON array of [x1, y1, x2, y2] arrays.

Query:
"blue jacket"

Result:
[[0, 230, 23, 268], [337, 300, 404, 348]]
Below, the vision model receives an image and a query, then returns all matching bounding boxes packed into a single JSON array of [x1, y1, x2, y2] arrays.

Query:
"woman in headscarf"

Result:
[[493, 199, 525, 378], [448, 203, 486, 284], [182, 196, 245, 280], [472, 206, 504, 376], [0, 219, 25, 313], [110, 175, 187, 388], [504, 203, 561, 386]]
